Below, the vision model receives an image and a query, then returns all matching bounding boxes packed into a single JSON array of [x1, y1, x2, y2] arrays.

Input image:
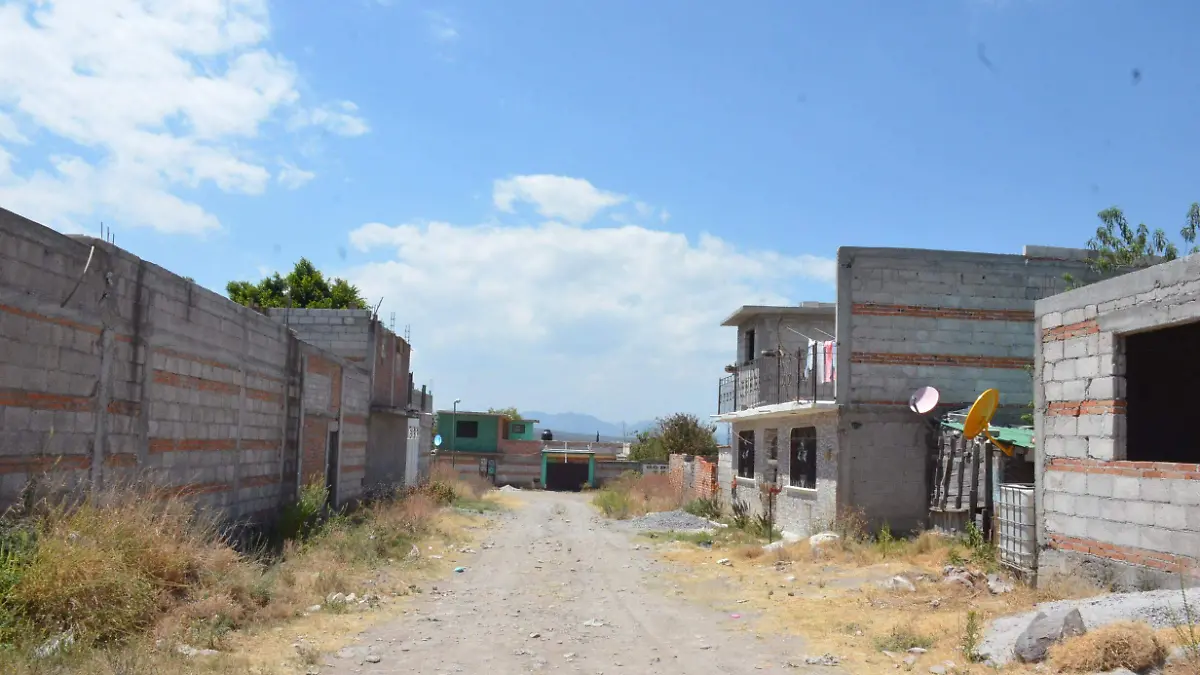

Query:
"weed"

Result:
[[592, 490, 633, 519], [873, 624, 935, 652], [875, 522, 900, 557], [1168, 574, 1200, 670], [683, 497, 721, 521], [962, 609, 982, 662], [840, 622, 865, 635], [296, 642, 323, 665], [1048, 621, 1167, 672], [730, 499, 751, 531], [278, 482, 330, 543]]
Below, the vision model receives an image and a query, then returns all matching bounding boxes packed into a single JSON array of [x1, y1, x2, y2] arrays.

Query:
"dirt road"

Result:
[[323, 490, 822, 674]]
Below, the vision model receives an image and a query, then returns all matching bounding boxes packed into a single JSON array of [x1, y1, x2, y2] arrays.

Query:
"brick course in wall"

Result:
[[668, 454, 718, 502]]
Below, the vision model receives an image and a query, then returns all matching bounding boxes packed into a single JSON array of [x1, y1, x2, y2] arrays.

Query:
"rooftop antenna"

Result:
[[404, 324, 411, 343], [389, 311, 395, 333], [963, 388, 1013, 456]]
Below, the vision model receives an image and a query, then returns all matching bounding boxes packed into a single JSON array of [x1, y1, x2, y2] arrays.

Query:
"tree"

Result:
[[629, 413, 718, 462], [488, 407, 523, 421], [1085, 204, 1198, 273], [227, 258, 367, 310]]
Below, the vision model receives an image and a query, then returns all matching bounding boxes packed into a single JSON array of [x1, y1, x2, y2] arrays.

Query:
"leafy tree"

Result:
[[1086, 205, 1198, 272], [629, 413, 718, 462], [227, 258, 367, 310], [488, 407, 523, 421]]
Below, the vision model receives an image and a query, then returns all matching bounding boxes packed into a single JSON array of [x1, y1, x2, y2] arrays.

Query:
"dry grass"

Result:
[[1050, 621, 1169, 673], [650, 525, 1108, 673], [0, 478, 495, 674], [591, 472, 680, 519]]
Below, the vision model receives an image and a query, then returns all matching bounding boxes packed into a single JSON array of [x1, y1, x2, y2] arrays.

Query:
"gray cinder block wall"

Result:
[[721, 410, 839, 538], [0, 207, 369, 519], [1034, 252, 1200, 590], [836, 245, 1100, 533]]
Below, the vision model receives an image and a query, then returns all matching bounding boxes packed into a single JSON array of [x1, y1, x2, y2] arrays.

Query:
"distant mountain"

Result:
[[523, 411, 657, 441]]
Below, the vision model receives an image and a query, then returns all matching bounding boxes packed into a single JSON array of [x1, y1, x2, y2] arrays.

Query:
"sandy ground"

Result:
[[321, 490, 827, 674]]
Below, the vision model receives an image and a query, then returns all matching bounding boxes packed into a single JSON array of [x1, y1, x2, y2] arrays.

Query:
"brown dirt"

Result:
[[319, 491, 828, 674]]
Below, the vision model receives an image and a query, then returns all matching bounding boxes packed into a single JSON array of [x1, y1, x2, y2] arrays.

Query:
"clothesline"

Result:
[[803, 339, 837, 384]]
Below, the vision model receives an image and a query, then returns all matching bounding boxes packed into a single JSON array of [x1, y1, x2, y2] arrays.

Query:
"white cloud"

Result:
[[277, 161, 316, 190], [426, 10, 458, 43], [0, 0, 367, 235], [288, 101, 370, 137], [493, 174, 627, 225], [346, 180, 835, 421]]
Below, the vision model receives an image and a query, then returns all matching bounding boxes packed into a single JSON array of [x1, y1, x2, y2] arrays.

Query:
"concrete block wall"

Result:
[[839, 246, 1098, 408], [1035, 253, 1200, 589], [268, 308, 372, 363], [839, 406, 935, 533], [721, 410, 839, 538], [0, 207, 371, 520]]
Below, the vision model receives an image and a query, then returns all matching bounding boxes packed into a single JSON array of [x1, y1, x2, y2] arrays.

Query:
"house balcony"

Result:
[[717, 349, 836, 415]]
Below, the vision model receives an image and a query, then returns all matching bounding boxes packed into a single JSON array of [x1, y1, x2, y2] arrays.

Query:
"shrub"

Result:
[[593, 490, 633, 519], [683, 497, 721, 520], [1048, 622, 1167, 673], [278, 482, 330, 543], [873, 624, 935, 652], [730, 499, 751, 531]]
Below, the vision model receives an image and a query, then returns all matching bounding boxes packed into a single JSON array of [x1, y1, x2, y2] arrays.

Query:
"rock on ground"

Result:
[[626, 510, 716, 532], [978, 587, 1199, 665], [1013, 608, 1087, 663]]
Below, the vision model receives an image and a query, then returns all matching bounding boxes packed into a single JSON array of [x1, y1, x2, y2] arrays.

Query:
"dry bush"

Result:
[[592, 472, 681, 519], [6, 490, 262, 647], [1049, 621, 1168, 673], [734, 544, 766, 560]]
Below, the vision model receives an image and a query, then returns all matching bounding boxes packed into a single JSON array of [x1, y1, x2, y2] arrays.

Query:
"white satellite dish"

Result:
[[908, 386, 940, 414]]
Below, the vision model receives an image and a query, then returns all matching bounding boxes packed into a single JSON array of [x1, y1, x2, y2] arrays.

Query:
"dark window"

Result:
[[456, 420, 479, 439], [789, 427, 817, 489], [511, 423, 526, 435], [764, 428, 779, 483], [745, 329, 757, 364], [737, 430, 755, 479], [1125, 321, 1200, 463]]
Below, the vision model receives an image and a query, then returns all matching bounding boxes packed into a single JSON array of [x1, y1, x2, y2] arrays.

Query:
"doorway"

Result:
[[325, 428, 339, 507]]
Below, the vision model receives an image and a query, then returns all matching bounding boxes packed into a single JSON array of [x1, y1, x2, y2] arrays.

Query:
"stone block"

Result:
[[1074, 356, 1100, 379], [1052, 360, 1075, 381], [1086, 376, 1117, 400], [1041, 312, 1064, 329], [1139, 477, 1171, 504], [1087, 518, 1140, 547], [1086, 437, 1116, 461], [1086, 472, 1113, 497], [1062, 472, 1087, 495], [1063, 308, 1087, 325], [1155, 503, 1189, 530], [1170, 479, 1200, 507], [1060, 379, 1087, 401], [1043, 340, 1064, 362], [1063, 337, 1089, 359], [1111, 475, 1140, 500]]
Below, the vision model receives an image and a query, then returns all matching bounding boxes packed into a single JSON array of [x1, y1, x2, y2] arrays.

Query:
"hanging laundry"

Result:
[[804, 338, 816, 376], [823, 341, 835, 383]]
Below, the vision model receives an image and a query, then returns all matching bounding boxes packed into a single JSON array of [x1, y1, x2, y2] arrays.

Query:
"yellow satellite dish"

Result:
[[963, 388, 1013, 457]]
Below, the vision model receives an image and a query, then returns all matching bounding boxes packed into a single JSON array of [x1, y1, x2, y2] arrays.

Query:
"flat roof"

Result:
[[721, 302, 836, 327], [435, 410, 540, 423]]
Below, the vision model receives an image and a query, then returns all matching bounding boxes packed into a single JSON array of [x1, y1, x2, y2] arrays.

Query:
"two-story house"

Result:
[[715, 245, 1100, 538]]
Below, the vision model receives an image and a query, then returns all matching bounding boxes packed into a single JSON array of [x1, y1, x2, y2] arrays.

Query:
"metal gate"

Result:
[[997, 483, 1036, 574]]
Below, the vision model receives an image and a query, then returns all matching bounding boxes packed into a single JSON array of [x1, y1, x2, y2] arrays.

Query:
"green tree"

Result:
[[629, 413, 718, 462], [1086, 204, 1198, 272], [227, 258, 367, 310], [487, 407, 523, 421]]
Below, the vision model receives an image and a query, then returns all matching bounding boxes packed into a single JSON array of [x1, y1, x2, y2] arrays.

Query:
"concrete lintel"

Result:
[[1098, 290, 1200, 335]]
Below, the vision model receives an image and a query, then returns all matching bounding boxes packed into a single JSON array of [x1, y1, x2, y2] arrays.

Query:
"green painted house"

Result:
[[436, 410, 539, 453]]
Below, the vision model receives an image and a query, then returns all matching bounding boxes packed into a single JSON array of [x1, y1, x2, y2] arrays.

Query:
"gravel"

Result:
[[977, 587, 1191, 665], [626, 510, 716, 532]]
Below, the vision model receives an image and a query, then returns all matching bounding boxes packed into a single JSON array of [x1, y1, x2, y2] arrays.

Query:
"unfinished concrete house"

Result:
[[715, 245, 1099, 538], [266, 308, 434, 493], [1034, 253, 1200, 590]]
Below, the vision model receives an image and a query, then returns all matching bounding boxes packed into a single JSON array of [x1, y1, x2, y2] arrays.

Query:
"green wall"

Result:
[[437, 412, 500, 453], [509, 419, 537, 441]]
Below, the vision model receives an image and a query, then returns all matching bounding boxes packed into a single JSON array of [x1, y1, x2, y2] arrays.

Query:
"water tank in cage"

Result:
[[997, 483, 1036, 573]]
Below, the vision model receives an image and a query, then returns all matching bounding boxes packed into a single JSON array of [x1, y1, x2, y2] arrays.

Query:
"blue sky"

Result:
[[1, 0, 1198, 424]]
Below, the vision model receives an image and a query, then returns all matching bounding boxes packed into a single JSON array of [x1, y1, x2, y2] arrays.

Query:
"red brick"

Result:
[[1042, 320, 1100, 342], [851, 303, 1034, 322]]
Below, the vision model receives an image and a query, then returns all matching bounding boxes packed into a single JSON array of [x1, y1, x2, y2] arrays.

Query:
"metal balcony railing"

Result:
[[717, 342, 836, 415]]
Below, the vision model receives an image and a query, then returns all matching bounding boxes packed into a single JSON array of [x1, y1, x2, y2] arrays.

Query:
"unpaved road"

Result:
[[324, 490, 823, 674]]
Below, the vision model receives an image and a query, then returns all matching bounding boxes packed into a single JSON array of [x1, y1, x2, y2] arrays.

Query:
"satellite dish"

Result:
[[434, 434, 443, 448], [963, 388, 1013, 457], [908, 386, 940, 414]]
